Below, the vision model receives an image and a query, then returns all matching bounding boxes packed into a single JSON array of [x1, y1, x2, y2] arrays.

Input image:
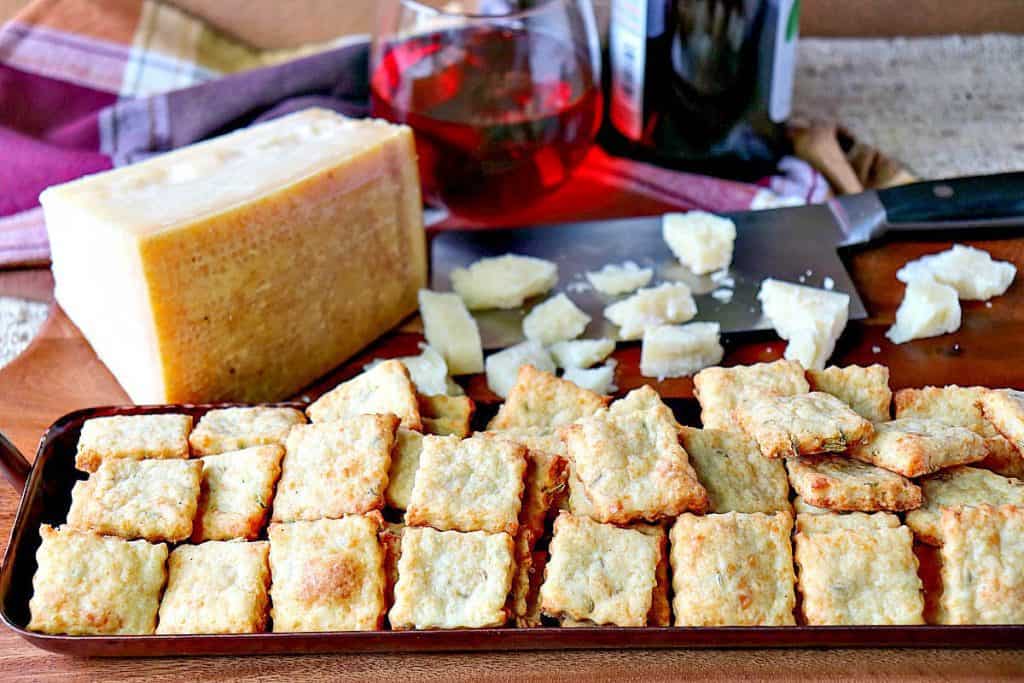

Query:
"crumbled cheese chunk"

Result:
[[639, 322, 723, 380], [758, 279, 849, 370], [585, 261, 654, 296], [604, 283, 697, 341], [549, 338, 616, 369], [662, 211, 737, 275], [485, 341, 555, 398], [450, 254, 558, 310], [896, 244, 1016, 300], [366, 344, 448, 396], [522, 294, 591, 345], [886, 279, 961, 344], [710, 288, 733, 303], [562, 361, 617, 395], [418, 290, 484, 375]]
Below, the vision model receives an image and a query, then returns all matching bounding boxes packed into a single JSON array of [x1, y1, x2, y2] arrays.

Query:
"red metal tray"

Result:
[[1, 402, 1021, 657]]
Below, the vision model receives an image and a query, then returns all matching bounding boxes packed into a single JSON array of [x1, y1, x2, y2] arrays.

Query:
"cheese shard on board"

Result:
[[563, 361, 618, 395], [40, 109, 425, 404], [640, 323, 723, 380], [662, 211, 737, 275], [604, 283, 698, 341], [366, 344, 449, 396], [485, 341, 555, 398], [758, 279, 849, 370], [523, 294, 591, 345], [896, 244, 1016, 300], [886, 279, 962, 344], [418, 290, 484, 375], [450, 254, 558, 310], [549, 338, 616, 369], [585, 261, 653, 296]]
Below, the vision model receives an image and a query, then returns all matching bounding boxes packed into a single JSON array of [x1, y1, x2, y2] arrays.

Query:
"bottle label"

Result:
[[769, 0, 799, 123], [609, 0, 648, 141]]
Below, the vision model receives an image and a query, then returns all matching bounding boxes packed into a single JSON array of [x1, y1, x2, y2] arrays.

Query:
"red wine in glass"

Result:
[[371, 25, 602, 219]]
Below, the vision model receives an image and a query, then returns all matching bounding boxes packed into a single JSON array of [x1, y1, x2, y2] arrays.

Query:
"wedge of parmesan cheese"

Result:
[[662, 211, 737, 274], [563, 361, 617, 395], [366, 344, 449, 396], [450, 254, 558, 310], [485, 341, 555, 398], [549, 338, 616, 369], [897, 244, 1016, 300], [604, 283, 698, 341], [640, 322, 723, 379], [585, 261, 653, 295], [886, 279, 961, 344], [418, 290, 484, 375], [758, 279, 849, 370], [522, 294, 591, 345]]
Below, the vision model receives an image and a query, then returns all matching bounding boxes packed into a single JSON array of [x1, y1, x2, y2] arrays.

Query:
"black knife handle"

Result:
[[877, 172, 1024, 227]]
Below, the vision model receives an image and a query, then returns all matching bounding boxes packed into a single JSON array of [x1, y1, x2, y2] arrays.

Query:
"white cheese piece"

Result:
[[563, 361, 618, 395], [585, 261, 654, 295], [604, 283, 698, 341], [366, 344, 449, 396], [522, 293, 591, 345], [758, 279, 850, 370], [450, 254, 558, 310], [896, 244, 1016, 300], [418, 290, 484, 375], [639, 322, 723, 380], [445, 378, 465, 396], [40, 108, 425, 403], [886, 279, 961, 344], [548, 338, 616, 369], [485, 341, 555, 398], [662, 211, 737, 274]]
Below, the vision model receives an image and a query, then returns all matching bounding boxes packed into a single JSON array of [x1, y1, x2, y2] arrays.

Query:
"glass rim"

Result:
[[397, 0, 568, 21]]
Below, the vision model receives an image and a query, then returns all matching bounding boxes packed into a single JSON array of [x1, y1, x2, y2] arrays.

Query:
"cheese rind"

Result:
[[450, 254, 558, 310], [604, 283, 697, 341], [886, 279, 961, 344], [522, 294, 591, 345], [585, 262, 653, 295], [897, 244, 1016, 300], [485, 341, 556, 399], [418, 290, 484, 375], [662, 211, 736, 275], [758, 279, 849, 370], [640, 322, 723, 380]]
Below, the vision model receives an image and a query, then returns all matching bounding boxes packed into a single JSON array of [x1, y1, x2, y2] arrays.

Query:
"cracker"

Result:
[[380, 521, 405, 608], [563, 404, 708, 523], [405, 434, 527, 535], [389, 526, 515, 629], [794, 516, 924, 624], [905, 466, 1024, 545], [418, 394, 474, 437], [271, 414, 398, 523], [792, 496, 831, 515], [193, 445, 284, 542], [938, 504, 1024, 624], [979, 389, 1024, 478], [75, 413, 192, 473], [847, 418, 987, 478], [795, 511, 901, 534], [384, 428, 423, 511], [734, 392, 874, 459], [807, 364, 892, 422], [519, 551, 548, 628], [487, 364, 609, 433], [608, 385, 677, 423], [156, 541, 271, 634], [670, 512, 796, 626], [67, 458, 202, 542], [28, 526, 168, 635], [306, 359, 422, 431], [680, 427, 791, 513], [786, 455, 922, 512], [539, 513, 660, 627], [635, 523, 672, 627], [188, 406, 305, 455], [693, 360, 809, 430], [268, 515, 386, 632]]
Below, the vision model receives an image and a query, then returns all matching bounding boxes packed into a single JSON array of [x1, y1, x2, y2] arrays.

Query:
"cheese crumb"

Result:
[[562, 361, 618, 395], [758, 279, 849, 370], [662, 211, 737, 275], [872, 345, 881, 354], [604, 282, 697, 341], [366, 344, 449, 396], [522, 293, 591, 345], [896, 244, 1016, 300], [823, 276, 835, 290], [710, 288, 733, 303], [485, 341, 555, 398], [418, 290, 484, 375], [450, 254, 558, 310], [885, 279, 961, 344], [585, 261, 654, 296], [640, 322, 723, 380], [549, 338, 616, 369]]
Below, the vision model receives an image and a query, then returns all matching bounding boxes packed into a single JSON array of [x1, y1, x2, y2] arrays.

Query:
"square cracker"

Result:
[[979, 389, 1024, 479], [794, 514, 923, 625], [419, 394, 475, 437], [75, 413, 192, 473], [563, 403, 708, 523], [272, 414, 398, 523], [189, 406, 306, 455], [380, 521, 405, 608], [693, 360, 809, 430], [906, 466, 1024, 546], [808, 364, 892, 422], [540, 513, 660, 627], [734, 392, 874, 459], [157, 541, 271, 634], [519, 551, 548, 628], [384, 428, 423, 511], [193, 445, 284, 542], [680, 427, 791, 513], [670, 512, 796, 626], [389, 526, 515, 629], [307, 359, 422, 431], [405, 434, 527, 535], [847, 418, 987, 478], [487, 364, 609, 433], [28, 525, 168, 635], [786, 455, 922, 512], [67, 458, 202, 542], [937, 504, 1024, 624], [269, 514, 386, 632]]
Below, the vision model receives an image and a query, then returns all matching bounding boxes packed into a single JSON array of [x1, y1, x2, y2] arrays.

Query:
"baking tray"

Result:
[[1, 402, 1021, 657]]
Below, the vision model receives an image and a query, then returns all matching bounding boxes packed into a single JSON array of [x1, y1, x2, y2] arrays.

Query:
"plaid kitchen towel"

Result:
[[0, 0, 828, 268]]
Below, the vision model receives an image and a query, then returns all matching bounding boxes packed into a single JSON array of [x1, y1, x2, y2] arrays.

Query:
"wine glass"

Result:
[[370, 0, 603, 220]]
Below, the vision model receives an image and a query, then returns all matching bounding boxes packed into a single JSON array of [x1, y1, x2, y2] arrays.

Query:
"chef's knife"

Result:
[[430, 172, 1024, 349]]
